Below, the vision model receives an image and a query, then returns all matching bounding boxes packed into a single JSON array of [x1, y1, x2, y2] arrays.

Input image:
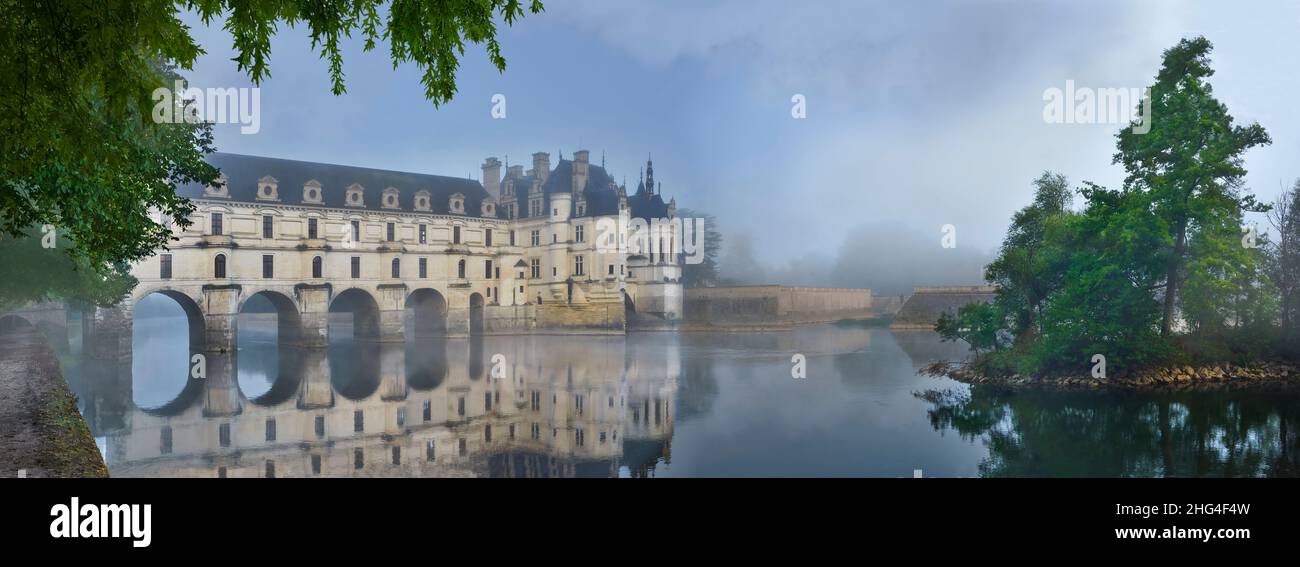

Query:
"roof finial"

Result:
[[601, 150, 606, 169]]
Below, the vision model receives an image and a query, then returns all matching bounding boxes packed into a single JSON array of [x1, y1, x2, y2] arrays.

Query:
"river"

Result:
[[61, 310, 1300, 477]]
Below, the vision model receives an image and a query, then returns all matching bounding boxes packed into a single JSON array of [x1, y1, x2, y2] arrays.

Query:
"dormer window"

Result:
[[576, 201, 586, 216], [257, 176, 279, 201], [205, 173, 230, 198], [382, 187, 400, 209], [449, 193, 465, 214], [303, 180, 323, 204], [481, 198, 496, 218], [414, 190, 431, 211], [345, 183, 365, 207]]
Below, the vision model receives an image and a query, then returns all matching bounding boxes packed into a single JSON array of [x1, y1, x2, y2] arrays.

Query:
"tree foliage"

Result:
[[941, 37, 1287, 376], [676, 208, 723, 288], [1, 1, 543, 307]]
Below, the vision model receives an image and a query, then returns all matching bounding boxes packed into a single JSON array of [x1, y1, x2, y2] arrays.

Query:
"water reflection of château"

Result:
[[68, 334, 679, 478]]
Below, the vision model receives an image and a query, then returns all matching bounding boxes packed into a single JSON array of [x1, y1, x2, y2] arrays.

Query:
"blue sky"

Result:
[[181, 0, 1300, 286]]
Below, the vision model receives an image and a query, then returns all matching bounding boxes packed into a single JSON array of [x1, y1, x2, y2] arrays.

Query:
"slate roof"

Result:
[[186, 152, 673, 222], [181, 152, 491, 217]]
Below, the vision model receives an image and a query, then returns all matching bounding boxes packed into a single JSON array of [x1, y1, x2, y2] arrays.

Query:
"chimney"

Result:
[[508, 165, 524, 179], [532, 152, 550, 183], [481, 157, 502, 198], [573, 150, 590, 193]]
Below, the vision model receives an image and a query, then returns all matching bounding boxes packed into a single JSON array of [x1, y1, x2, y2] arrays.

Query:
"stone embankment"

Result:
[[924, 360, 1300, 391], [0, 328, 107, 477]]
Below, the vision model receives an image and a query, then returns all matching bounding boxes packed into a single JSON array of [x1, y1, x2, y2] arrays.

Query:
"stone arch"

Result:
[[0, 314, 34, 333], [236, 290, 305, 406], [135, 289, 206, 351], [406, 288, 448, 338], [329, 287, 381, 341], [130, 289, 207, 414], [237, 290, 302, 345]]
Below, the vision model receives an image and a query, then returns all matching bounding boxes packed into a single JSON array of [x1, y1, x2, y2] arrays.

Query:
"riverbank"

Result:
[[0, 328, 107, 477], [924, 360, 1300, 391]]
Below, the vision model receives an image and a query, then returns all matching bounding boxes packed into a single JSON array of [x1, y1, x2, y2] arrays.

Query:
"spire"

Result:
[[601, 150, 606, 169], [645, 155, 655, 195]]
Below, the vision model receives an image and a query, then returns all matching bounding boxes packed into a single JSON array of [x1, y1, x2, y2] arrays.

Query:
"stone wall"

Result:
[[890, 286, 997, 330], [683, 286, 873, 329]]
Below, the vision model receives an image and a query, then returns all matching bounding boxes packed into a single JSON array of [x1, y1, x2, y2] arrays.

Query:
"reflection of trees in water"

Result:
[[677, 355, 717, 421], [917, 386, 1300, 477]]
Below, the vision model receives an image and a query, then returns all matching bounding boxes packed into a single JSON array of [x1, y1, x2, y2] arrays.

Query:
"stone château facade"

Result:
[[121, 150, 684, 353]]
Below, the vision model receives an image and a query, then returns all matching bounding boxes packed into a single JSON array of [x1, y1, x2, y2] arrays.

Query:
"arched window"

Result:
[[214, 254, 227, 278], [312, 256, 323, 278], [391, 258, 401, 278], [457, 259, 466, 279]]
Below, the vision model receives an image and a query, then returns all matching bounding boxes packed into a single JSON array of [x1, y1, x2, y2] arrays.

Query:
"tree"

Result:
[[1, 1, 544, 303], [1114, 37, 1272, 336], [676, 208, 722, 288], [1269, 181, 1300, 346]]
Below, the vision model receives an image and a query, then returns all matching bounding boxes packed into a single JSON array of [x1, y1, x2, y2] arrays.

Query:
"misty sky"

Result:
[[179, 0, 1300, 291]]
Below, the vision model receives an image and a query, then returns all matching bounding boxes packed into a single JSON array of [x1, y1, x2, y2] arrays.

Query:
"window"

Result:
[[265, 418, 276, 441], [354, 448, 364, 469], [509, 230, 515, 246], [354, 410, 364, 433], [314, 415, 325, 438], [608, 264, 615, 275], [311, 454, 322, 475], [386, 222, 395, 242], [485, 425, 492, 443], [423, 400, 431, 422], [575, 225, 584, 242], [457, 259, 466, 279], [214, 254, 227, 278], [392, 446, 401, 466], [211, 212, 223, 235], [484, 260, 493, 279], [391, 258, 401, 278], [351, 256, 361, 278], [553, 233, 557, 243], [265, 461, 275, 478], [308, 218, 318, 239], [577, 203, 586, 216], [485, 229, 493, 247], [312, 256, 323, 278], [453, 226, 461, 244], [457, 397, 466, 417], [485, 392, 493, 411], [530, 258, 540, 279], [219, 423, 231, 447], [262, 215, 273, 238], [574, 255, 584, 276], [350, 220, 361, 243], [419, 257, 427, 278], [530, 230, 540, 246], [262, 254, 274, 278], [419, 224, 426, 244], [426, 440, 435, 462], [160, 254, 172, 279]]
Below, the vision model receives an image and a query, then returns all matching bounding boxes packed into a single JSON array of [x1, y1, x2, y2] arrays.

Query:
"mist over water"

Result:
[[72, 312, 1300, 477]]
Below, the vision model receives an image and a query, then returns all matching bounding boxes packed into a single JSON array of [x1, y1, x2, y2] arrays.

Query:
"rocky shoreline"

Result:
[[923, 360, 1300, 391]]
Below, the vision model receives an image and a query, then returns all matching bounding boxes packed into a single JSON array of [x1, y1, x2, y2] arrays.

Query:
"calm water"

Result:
[[62, 314, 1300, 477]]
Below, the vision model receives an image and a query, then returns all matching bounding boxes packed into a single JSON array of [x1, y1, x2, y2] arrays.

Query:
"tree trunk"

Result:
[[1161, 221, 1187, 336]]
